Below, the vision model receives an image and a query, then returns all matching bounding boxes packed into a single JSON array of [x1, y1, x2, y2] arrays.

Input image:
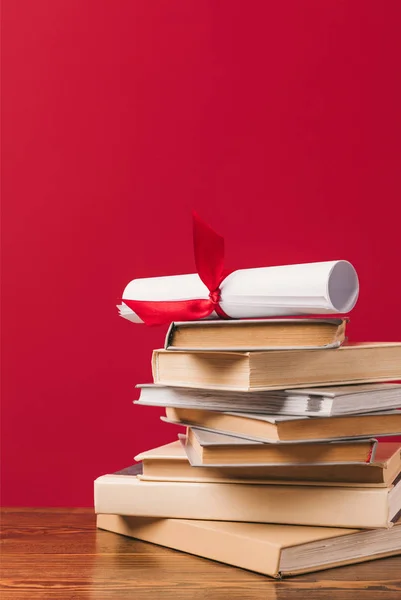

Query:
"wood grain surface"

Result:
[[1, 508, 400, 599]]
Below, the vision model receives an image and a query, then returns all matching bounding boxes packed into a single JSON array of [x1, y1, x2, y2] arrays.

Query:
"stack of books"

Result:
[[95, 318, 401, 578]]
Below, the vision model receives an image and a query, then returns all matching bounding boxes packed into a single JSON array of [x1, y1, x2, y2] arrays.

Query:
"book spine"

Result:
[[94, 476, 390, 528], [151, 351, 159, 383], [96, 514, 281, 577]]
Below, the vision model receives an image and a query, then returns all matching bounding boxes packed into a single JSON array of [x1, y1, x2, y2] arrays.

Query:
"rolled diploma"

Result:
[[119, 260, 359, 323]]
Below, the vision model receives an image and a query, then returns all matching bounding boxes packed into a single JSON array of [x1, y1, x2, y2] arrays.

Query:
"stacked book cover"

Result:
[[95, 215, 401, 578]]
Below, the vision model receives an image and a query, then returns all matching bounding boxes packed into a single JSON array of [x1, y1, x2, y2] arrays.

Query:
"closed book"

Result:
[[152, 343, 401, 391], [94, 471, 401, 528], [181, 428, 377, 467], [164, 318, 347, 351], [163, 406, 401, 443], [136, 441, 401, 487], [97, 514, 401, 578], [136, 382, 401, 417]]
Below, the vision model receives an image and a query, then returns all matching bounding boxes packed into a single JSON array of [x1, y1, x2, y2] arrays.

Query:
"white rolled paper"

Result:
[[119, 260, 359, 323]]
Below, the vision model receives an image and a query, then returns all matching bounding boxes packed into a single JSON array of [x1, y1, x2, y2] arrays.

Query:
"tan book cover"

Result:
[[163, 406, 401, 443], [135, 440, 401, 487], [97, 514, 401, 578], [181, 427, 377, 466], [152, 343, 401, 391], [164, 318, 347, 351], [94, 471, 401, 528]]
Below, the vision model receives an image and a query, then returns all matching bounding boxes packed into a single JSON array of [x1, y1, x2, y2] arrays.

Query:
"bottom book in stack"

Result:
[[94, 441, 401, 578], [97, 513, 401, 578]]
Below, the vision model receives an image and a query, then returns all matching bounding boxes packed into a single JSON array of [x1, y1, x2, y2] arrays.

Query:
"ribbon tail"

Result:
[[193, 211, 225, 291], [121, 298, 215, 326]]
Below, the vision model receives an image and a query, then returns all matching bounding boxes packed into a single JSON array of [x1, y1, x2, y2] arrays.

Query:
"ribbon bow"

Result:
[[121, 212, 231, 326]]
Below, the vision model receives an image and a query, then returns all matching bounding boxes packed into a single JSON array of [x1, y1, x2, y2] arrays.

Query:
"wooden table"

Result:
[[1, 508, 400, 599]]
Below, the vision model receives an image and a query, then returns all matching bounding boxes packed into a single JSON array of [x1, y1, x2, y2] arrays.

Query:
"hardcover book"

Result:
[[135, 441, 401, 487], [162, 406, 401, 443], [164, 318, 347, 351], [136, 383, 401, 416], [152, 344, 401, 391], [97, 514, 401, 578], [180, 428, 378, 467], [94, 469, 401, 528]]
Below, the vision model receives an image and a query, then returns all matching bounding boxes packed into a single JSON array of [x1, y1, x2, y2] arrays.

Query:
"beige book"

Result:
[[97, 514, 401, 578], [94, 471, 401, 528], [165, 318, 347, 351], [136, 440, 401, 487], [152, 343, 401, 391], [164, 406, 401, 442], [182, 427, 377, 466]]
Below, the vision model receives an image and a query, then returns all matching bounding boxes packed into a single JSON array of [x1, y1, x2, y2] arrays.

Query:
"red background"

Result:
[[2, 1, 401, 506]]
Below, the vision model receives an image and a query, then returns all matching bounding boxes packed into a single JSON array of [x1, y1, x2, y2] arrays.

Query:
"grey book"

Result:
[[135, 382, 401, 417]]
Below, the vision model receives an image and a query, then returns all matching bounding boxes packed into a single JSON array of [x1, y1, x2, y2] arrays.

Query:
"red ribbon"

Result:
[[121, 212, 231, 326]]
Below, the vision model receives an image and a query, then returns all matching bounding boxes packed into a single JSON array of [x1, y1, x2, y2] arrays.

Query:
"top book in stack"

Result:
[[164, 318, 348, 351]]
